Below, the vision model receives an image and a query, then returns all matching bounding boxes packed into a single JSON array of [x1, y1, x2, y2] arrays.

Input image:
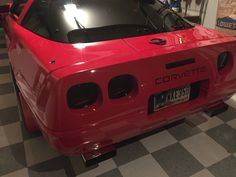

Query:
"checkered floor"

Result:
[[1, 26, 236, 177]]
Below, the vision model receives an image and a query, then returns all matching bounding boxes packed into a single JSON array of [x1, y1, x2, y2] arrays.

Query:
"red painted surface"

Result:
[[1, 2, 236, 156]]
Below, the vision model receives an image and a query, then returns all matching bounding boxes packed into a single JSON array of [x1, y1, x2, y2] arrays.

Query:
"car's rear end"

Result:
[[2, 0, 236, 164], [36, 26, 236, 159]]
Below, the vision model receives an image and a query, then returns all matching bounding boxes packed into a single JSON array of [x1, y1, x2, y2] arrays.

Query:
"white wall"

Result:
[[181, 0, 219, 29], [203, 0, 218, 29]]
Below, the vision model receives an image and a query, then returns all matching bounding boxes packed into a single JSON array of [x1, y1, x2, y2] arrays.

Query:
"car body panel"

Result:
[[1, 0, 236, 155]]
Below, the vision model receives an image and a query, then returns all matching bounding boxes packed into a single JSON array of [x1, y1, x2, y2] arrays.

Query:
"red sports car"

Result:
[[1, 0, 236, 165]]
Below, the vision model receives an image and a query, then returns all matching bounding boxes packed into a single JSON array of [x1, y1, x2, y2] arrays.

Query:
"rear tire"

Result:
[[10, 65, 39, 132], [18, 93, 39, 132]]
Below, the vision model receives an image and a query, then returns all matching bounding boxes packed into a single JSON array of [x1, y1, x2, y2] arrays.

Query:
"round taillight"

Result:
[[218, 52, 230, 71], [108, 75, 136, 99], [67, 83, 99, 109]]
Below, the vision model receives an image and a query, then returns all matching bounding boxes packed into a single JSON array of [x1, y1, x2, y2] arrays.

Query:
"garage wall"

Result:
[[0, 0, 218, 29], [202, 0, 218, 29], [181, 0, 219, 29]]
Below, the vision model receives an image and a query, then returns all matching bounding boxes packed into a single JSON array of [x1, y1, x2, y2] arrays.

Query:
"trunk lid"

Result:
[[123, 25, 230, 52]]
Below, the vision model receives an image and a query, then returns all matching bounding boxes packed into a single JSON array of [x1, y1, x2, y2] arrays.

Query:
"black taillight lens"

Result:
[[67, 83, 99, 109], [218, 52, 230, 71], [108, 75, 135, 99]]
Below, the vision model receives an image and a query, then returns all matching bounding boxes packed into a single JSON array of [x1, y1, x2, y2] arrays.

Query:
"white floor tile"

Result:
[[119, 155, 169, 177], [190, 169, 215, 177], [227, 119, 236, 130], [225, 94, 236, 109], [141, 130, 177, 153], [1, 168, 29, 177], [0, 122, 23, 148], [181, 133, 229, 167]]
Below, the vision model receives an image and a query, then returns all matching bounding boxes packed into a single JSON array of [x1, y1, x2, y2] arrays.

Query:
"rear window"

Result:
[[21, 0, 192, 43]]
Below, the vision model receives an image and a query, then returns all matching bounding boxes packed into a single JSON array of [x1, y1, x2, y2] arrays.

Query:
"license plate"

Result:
[[153, 85, 191, 111]]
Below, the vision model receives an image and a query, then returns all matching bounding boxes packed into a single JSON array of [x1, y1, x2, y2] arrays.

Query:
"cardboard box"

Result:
[[216, 0, 236, 36]]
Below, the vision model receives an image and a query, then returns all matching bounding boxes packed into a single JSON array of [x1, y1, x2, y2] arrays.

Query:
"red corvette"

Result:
[[1, 0, 236, 165]]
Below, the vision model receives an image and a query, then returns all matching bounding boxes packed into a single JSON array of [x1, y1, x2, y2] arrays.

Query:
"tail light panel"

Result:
[[67, 83, 99, 109], [108, 74, 137, 99], [217, 51, 233, 75]]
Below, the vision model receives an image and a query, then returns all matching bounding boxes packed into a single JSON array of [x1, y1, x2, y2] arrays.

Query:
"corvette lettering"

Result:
[[155, 67, 206, 85]]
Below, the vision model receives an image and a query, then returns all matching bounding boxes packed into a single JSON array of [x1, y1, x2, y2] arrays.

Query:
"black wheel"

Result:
[[9, 64, 39, 132]]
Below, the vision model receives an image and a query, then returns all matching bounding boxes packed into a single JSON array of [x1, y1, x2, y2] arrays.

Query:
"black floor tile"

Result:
[[20, 122, 42, 141], [208, 156, 236, 177], [113, 141, 149, 166], [28, 156, 75, 177], [0, 143, 26, 176], [0, 53, 8, 59], [217, 106, 236, 122], [97, 169, 123, 177], [69, 156, 98, 176], [28, 169, 67, 177], [0, 106, 20, 126], [0, 66, 9, 74], [206, 124, 236, 153], [0, 43, 6, 48], [168, 122, 201, 141], [185, 114, 208, 126], [152, 143, 204, 177], [0, 83, 14, 95]]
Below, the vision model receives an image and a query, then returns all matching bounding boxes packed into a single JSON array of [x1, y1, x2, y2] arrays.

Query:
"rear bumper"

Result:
[[37, 78, 236, 155]]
